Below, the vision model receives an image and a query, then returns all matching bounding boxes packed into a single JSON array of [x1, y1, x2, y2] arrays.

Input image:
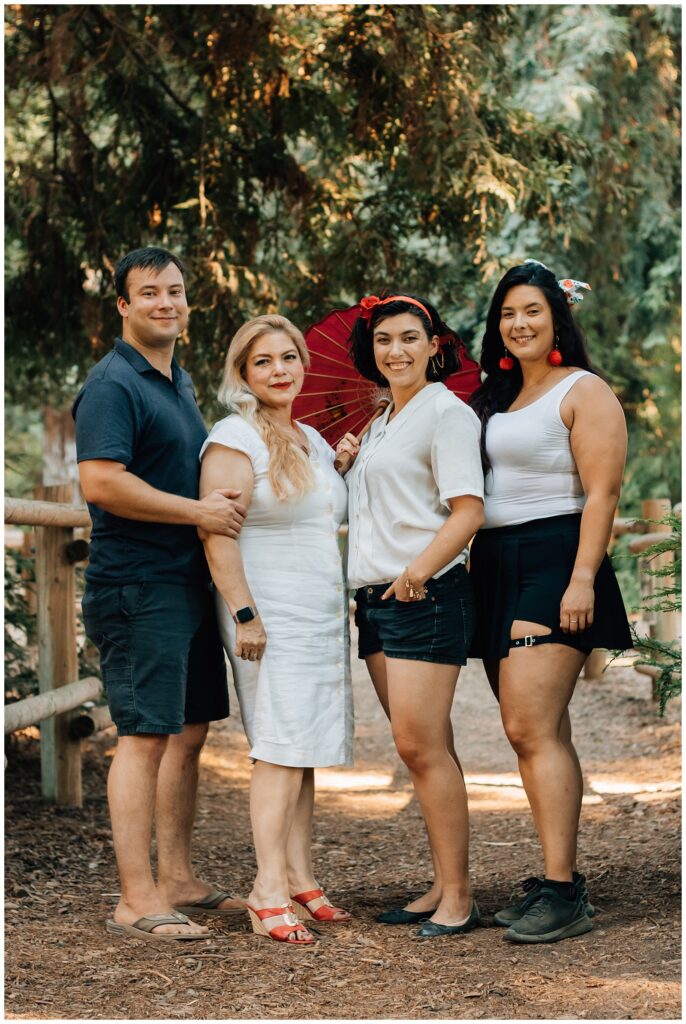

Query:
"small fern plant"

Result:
[[631, 512, 681, 715]]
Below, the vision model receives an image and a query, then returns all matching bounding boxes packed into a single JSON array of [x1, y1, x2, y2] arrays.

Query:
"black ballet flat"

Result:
[[376, 905, 437, 925], [416, 901, 480, 937]]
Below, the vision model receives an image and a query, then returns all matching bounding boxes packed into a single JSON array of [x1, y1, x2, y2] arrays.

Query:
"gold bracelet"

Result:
[[404, 567, 428, 601]]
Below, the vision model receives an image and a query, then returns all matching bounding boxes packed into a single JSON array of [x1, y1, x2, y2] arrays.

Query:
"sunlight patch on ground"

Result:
[[318, 788, 414, 817], [589, 778, 681, 795], [197, 751, 681, 815], [200, 746, 251, 783], [466, 787, 530, 811], [634, 790, 681, 803], [466, 773, 523, 787], [316, 769, 395, 789], [570, 976, 680, 1015]]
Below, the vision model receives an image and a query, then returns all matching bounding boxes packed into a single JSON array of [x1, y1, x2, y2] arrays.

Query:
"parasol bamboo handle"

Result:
[[333, 400, 391, 473]]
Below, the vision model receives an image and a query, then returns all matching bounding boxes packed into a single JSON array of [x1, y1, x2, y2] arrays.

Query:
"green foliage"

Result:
[[631, 513, 682, 715], [4, 4, 681, 495], [610, 535, 642, 616], [482, 5, 682, 513], [4, 548, 99, 704], [4, 549, 38, 700], [5, 406, 43, 499]]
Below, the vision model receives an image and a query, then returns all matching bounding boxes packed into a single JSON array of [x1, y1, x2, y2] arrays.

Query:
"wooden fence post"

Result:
[[641, 499, 680, 645], [34, 484, 82, 806], [583, 649, 608, 679]]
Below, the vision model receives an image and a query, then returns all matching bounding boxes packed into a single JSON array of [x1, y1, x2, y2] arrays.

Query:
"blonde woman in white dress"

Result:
[[199, 315, 353, 946]]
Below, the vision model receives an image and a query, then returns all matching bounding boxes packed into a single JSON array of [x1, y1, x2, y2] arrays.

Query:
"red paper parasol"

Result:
[[293, 303, 483, 446]]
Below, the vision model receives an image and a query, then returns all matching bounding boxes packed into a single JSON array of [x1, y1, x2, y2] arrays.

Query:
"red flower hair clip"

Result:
[[359, 295, 381, 322], [358, 294, 433, 324]]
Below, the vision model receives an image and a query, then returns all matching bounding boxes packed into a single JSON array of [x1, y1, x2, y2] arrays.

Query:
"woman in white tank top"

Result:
[[468, 260, 631, 945]]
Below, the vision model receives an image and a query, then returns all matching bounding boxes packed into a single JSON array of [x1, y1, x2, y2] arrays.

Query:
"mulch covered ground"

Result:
[[5, 647, 681, 1021]]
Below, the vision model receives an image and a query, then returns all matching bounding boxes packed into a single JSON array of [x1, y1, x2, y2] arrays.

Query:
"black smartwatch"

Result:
[[232, 605, 257, 624]]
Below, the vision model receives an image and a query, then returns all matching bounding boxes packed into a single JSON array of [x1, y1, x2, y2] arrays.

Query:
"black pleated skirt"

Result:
[[469, 513, 633, 661]]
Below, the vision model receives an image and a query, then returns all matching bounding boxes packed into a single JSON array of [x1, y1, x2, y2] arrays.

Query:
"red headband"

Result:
[[359, 294, 432, 325]]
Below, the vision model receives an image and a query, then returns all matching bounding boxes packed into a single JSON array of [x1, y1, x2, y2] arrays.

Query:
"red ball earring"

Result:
[[548, 331, 563, 366], [499, 348, 514, 371]]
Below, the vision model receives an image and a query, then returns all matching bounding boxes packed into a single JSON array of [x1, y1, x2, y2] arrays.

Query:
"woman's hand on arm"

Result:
[[199, 444, 266, 661], [78, 459, 246, 538], [560, 375, 628, 634], [381, 495, 484, 601]]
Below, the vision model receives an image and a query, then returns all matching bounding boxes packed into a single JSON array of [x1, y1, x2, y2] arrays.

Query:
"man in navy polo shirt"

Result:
[[74, 247, 245, 941]]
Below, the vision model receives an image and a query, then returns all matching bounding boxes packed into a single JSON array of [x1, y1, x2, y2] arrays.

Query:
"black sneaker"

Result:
[[494, 873, 595, 926], [493, 877, 544, 926], [572, 872, 596, 918], [504, 884, 593, 944]]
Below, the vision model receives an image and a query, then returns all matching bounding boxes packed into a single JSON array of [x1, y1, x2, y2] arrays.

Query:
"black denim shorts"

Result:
[[81, 581, 229, 736], [354, 563, 475, 666]]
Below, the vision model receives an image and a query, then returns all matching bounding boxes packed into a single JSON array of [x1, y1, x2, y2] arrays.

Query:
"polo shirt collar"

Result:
[[114, 337, 182, 387]]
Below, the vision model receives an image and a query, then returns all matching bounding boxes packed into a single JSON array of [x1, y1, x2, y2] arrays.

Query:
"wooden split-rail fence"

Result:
[[4, 493, 681, 808], [5, 486, 111, 808]]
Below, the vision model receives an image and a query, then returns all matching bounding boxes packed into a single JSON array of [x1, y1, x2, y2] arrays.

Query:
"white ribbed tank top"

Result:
[[483, 370, 592, 529]]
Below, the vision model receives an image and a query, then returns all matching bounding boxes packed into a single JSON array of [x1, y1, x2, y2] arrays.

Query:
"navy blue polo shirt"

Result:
[[72, 337, 210, 585]]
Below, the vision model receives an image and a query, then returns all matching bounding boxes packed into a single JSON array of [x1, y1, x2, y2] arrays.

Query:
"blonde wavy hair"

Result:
[[217, 315, 314, 501]]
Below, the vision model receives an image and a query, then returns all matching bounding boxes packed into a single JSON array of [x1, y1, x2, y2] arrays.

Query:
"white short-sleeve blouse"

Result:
[[346, 382, 484, 590]]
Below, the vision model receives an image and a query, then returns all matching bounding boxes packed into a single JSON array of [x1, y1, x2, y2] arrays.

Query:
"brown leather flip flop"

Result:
[[176, 888, 247, 916], [105, 910, 206, 941]]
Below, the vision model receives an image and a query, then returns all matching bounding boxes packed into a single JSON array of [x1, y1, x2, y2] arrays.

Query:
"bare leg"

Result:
[[499, 620, 586, 881], [108, 734, 207, 935], [447, 719, 464, 778], [486, 656, 583, 875], [285, 768, 350, 920], [156, 723, 245, 911], [366, 652, 441, 914], [286, 767, 316, 893], [483, 659, 500, 700], [559, 709, 583, 873], [366, 650, 390, 718], [248, 760, 312, 940], [387, 658, 472, 924]]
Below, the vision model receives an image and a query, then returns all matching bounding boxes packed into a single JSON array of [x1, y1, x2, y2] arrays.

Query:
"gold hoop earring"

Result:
[[432, 349, 445, 371]]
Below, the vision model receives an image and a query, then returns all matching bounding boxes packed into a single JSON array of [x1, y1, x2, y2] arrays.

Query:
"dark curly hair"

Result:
[[468, 262, 599, 473], [349, 295, 462, 386]]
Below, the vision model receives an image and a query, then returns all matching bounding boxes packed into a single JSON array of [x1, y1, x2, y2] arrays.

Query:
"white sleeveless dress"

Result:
[[200, 416, 353, 768]]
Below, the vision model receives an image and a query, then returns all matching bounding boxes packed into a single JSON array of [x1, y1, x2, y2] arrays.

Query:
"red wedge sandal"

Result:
[[246, 902, 317, 945], [291, 888, 352, 923]]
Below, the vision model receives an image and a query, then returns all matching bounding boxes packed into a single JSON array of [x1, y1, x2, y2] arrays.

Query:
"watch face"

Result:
[[235, 606, 255, 624]]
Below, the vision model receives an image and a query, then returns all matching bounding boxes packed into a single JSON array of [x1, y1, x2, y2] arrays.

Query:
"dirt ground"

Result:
[[5, 640, 681, 1021]]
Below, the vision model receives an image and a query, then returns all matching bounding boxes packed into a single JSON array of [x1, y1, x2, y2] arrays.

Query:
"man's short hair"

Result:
[[114, 247, 187, 303]]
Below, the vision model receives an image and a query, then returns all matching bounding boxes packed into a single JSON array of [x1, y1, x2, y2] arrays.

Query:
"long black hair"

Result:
[[349, 294, 462, 385], [468, 262, 598, 473]]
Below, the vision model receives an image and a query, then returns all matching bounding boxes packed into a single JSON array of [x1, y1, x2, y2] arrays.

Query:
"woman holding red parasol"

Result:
[[335, 294, 485, 937]]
